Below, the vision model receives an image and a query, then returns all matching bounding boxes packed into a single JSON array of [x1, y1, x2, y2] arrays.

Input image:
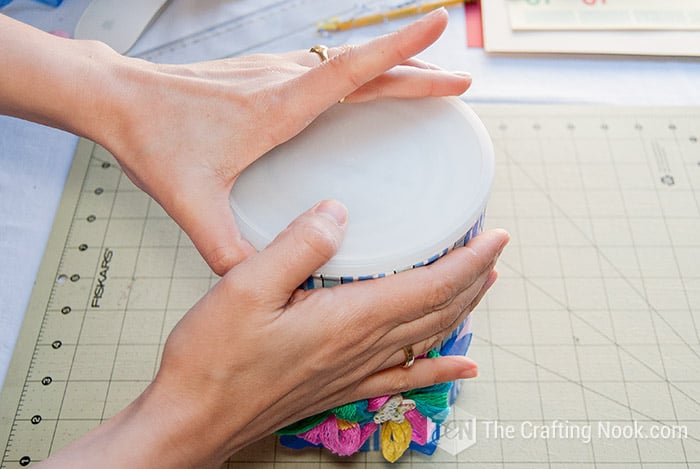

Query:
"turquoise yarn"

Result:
[[404, 381, 452, 424], [332, 400, 374, 424]]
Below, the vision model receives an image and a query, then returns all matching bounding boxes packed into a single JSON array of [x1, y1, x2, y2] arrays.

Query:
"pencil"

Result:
[[318, 0, 473, 32]]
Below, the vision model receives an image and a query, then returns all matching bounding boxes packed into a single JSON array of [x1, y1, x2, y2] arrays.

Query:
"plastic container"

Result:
[[229, 96, 494, 461]]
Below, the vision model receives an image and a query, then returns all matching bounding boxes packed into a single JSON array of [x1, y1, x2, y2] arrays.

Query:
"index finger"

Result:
[[294, 8, 451, 109], [340, 229, 510, 331]]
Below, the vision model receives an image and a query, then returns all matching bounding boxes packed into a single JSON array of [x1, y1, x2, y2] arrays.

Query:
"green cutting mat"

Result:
[[2, 105, 699, 467]]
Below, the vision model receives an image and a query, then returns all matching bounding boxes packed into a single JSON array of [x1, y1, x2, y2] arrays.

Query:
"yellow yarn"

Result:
[[336, 418, 357, 431], [380, 420, 413, 463]]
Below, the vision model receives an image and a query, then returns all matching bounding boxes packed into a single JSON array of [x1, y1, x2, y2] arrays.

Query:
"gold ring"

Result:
[[309, 45, 329, 62], [402, 345, 415, 368], [309, 45, 345, 103]]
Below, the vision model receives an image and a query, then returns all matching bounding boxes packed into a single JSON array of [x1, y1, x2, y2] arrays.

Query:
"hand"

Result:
[[41, 200, 508, 468], [93, 9, 471, 275]]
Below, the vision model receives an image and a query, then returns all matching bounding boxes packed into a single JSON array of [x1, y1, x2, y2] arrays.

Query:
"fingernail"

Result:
[[482, 270, 498, 291], [495, 229, 511, 257], [454, 71, 472, 80], [314, 199, 348, 227], [460, 361, 478, 379], [425, 6, 447, 18]]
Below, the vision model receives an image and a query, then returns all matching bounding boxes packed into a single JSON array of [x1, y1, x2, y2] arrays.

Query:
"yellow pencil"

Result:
[[318, 0, 473, 32]]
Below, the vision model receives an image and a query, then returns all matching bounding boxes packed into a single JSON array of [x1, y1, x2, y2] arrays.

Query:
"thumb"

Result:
[[230, 199, 348, 302], [177, 188, 257, 276]]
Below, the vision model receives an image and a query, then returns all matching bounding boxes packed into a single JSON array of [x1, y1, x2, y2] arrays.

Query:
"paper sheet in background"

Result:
[[484, 0, 700, 56], [506, 0, 700, 31]]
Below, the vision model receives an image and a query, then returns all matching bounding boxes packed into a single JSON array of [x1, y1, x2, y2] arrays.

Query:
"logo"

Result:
[[438, 406, 477, 456], [91, 248, 113, 308]]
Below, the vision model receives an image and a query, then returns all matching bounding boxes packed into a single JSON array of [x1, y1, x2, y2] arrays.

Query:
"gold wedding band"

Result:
[[309, 45, 329, 62], [309, 45, 345, 103], [402, 345, 415, 368]]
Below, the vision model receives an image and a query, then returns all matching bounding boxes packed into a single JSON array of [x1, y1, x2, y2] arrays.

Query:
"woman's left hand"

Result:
[[91, 8, 470, 275]]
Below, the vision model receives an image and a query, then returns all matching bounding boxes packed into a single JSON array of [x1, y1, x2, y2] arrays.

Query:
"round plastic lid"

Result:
[[230, 97, 494, 278]]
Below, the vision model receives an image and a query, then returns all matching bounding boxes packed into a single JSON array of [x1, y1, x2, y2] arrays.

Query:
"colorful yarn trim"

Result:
[[276, 349, 454, 462], [380, 420, 412, 463]]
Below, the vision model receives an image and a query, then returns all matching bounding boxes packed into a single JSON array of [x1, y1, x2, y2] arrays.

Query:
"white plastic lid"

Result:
[[230, 97, 494, 278]]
